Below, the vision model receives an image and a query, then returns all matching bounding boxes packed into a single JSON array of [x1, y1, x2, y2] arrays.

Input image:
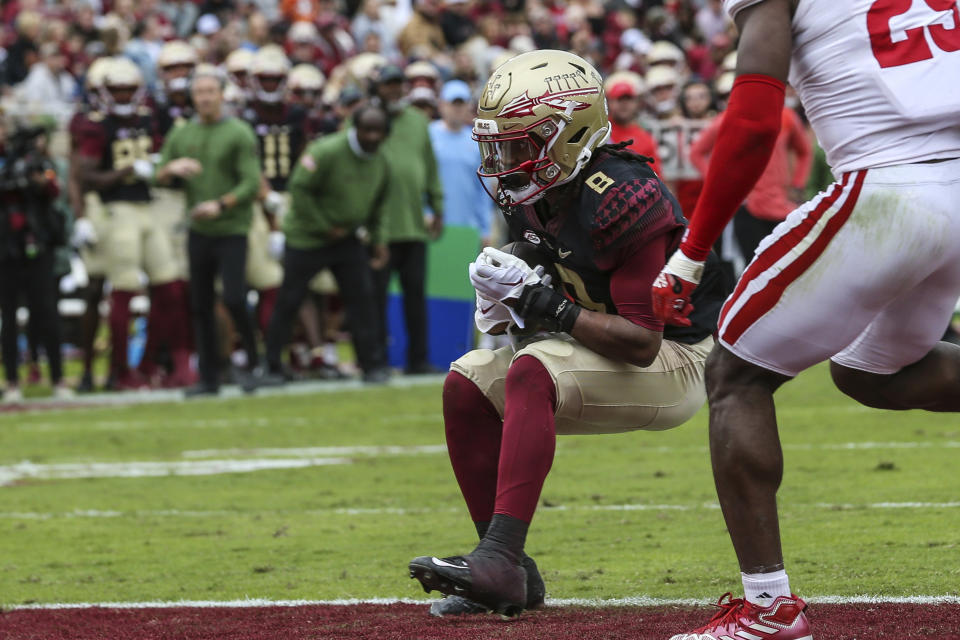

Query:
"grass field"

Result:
[[1, 362, 958, 614]]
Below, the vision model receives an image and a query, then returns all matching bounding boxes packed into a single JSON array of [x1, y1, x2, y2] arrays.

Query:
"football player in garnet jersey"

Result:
[[69, 56, 114, 392], [651, 0, 960, 638], [74, 58, 191, 390], [242, 46, 316, 335], [408, 50, 728, 618]]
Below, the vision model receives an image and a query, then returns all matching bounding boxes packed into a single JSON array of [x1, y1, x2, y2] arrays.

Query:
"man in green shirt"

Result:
[[263, 104, 392, 384], [370, 64, 444, 374], [156, 66, 262, 396]]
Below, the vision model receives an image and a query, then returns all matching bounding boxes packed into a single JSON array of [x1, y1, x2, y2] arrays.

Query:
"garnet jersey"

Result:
[[503, 148, 727, 344], [724, 0, 960, 174], [242, 104, 312, 192], [79, 109, 160, 203]]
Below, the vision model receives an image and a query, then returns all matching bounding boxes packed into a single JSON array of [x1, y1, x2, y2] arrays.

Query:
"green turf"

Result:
[[0, 364, 958, 605]]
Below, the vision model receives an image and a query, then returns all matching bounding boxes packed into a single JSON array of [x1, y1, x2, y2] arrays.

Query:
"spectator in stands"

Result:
[[690, 92, 813, 263], [604, 71, 663, 178], [397, 0, 446, 57], [429, 80, 491, 245], [156, 66, 262, 396], [263, 103, 392, 384], [15, 43, 77, 126], [4, 11, 41, 87], [370, 63, 444, 375]]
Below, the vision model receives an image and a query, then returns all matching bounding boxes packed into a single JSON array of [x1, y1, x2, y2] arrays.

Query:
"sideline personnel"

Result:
[[156, 65, 262, 396], [263, 103, 392, 384]]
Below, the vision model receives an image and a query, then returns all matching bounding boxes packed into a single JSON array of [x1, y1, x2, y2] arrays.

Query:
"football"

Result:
[[485, 241, 558, 336]]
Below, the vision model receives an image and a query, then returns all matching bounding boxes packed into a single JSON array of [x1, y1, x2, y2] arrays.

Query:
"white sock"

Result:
[[742, 569, 791, 607]]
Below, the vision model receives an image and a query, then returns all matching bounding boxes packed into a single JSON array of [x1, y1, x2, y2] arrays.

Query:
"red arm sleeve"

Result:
[[610, 231, 670, 332], [786, 109, 812, 189], [688, 116, 720, 178], [681, 74, 785, 261]]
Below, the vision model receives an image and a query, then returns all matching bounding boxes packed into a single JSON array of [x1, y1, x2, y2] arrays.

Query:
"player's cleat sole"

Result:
[[409, 553, 526, 618], [429, 596, 491, 617]]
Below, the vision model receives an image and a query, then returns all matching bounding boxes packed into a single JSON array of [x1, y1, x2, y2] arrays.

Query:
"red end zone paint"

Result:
[[1, 603, 958, 639]]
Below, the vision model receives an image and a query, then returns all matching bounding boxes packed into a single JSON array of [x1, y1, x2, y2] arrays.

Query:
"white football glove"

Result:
[[263, 190, 286, 217], [474, 290, 513, 334], [132, 158, 154, 181], [268, 230, 285, 260], [71, 217, 98, 248], [468, 247, 545, 329]]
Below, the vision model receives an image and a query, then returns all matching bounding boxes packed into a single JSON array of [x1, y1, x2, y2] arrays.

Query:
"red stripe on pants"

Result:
[[719, 173, 850, 330], [721, 170, 868, 345]]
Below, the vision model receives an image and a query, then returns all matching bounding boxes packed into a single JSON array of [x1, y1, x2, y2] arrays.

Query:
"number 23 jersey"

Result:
[[724, 0, 960, 175]]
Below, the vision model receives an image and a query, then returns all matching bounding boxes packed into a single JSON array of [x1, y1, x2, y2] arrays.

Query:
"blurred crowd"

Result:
[[0, 0, 841, 401]]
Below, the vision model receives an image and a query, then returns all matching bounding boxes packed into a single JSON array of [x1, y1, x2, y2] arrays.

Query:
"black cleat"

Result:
[[76, 372, 95, 393], [429, 596, 490, 617], [426, 554, 545, 617], [409, 551, 526, 618]]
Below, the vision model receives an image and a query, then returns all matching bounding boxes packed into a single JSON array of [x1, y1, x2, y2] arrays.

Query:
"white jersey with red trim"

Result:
[[724, 0, 960, 175]]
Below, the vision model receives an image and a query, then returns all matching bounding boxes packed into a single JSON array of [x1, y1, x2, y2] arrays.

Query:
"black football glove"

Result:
[[515, 283, 581, 334]]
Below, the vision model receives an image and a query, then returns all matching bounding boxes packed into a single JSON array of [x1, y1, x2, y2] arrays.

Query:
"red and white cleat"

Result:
[[670, 593, 813, 640]]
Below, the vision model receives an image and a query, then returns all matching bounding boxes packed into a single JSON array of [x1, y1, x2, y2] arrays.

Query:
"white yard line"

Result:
[[0, 458, 353, 485], [0, 501, 957, 520], [5, 594, 959, 611], [7, 374, 447, 411], [181, 444, 447, 459]]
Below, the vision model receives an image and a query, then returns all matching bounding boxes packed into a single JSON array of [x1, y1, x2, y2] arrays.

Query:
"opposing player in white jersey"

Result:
[[650, 0, 960, 638]]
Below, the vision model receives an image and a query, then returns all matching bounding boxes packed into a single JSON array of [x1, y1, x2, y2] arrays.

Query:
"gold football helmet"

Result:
[[473, 50, 609, 206], [158, 41, 198, 93], [251, 45, 291, 104], [101, 57, 145, 117], [288, 64, 325, 104]]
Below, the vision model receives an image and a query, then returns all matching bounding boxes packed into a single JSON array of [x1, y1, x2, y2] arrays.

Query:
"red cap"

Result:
[[607, 81, 637, 99]]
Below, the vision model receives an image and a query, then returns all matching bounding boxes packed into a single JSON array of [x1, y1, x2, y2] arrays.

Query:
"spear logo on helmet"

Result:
[[496, 87, 600, 119]]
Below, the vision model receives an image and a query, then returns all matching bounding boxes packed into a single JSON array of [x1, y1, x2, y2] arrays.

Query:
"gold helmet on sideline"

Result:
[[288, 64, 325, 104], [158, 40, 198, 94], [251, 45, 291, 103], [473, 49, 609, 206], [101, 57, 145, 117]]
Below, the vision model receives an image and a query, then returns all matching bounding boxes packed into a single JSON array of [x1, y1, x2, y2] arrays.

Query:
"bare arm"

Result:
[[75, 154, 133, 192], [570, 310, 663, 368]]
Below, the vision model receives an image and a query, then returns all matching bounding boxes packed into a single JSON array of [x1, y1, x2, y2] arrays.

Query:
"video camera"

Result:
[[0, 125, 56, 192]]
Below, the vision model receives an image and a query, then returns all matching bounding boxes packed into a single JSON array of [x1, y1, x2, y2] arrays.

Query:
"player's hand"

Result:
[[651, 249, 705, 327], [167, 158, 202, 178], [132, 158, 154, 181], [427, 214, 444, 240], [191, 200, 221, 220], [370, 243, 389, 269], [469, 247, 545, 328], [71, 217, 98, 248], [268, 231, 285, 260], [474, 290, 513, 335], [263, 190, 286, 217]]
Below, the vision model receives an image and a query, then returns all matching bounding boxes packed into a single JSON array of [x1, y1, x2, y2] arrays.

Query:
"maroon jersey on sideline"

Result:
[[78, 108, 160, 203], [242, 103, 312, 192]]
